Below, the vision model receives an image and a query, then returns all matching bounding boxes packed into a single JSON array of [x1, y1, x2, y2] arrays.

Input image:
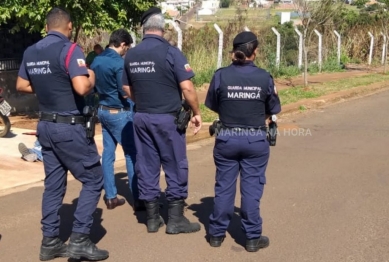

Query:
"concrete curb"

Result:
[[185, 81, 389, 144], [186, 123, 212, 144]]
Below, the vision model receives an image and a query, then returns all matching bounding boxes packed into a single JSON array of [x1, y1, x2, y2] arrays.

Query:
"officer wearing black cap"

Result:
[[122, 7, 202, 234], [204, 31, 281, 252], [16, 7, 108, 261]]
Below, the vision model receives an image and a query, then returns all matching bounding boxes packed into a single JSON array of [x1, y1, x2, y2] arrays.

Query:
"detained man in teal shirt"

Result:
[[91, 29, 144, 212]]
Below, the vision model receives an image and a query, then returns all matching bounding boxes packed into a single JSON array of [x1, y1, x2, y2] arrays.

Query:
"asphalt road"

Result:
[[1, 90, 389, 262]]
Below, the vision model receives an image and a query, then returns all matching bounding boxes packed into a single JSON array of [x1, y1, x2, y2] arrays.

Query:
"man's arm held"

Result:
[[180, 80, 200, 115], [123, 85, 135, 102], [16, 77, 34, 94]]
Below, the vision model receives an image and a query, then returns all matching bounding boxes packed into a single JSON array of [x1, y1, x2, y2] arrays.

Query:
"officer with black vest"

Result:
[[16, 7, 108, 261], [204, 31, 281, 252], [122, 7, 202, 235]]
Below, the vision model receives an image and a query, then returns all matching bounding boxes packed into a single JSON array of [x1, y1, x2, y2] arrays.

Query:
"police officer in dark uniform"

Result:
[[204, 31, 281, 252], [122, 7, 202, 234], [16, 7, 109, 261]]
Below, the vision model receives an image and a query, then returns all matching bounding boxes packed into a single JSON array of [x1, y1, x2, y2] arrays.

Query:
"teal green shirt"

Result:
[[86, 51, 98, 67]]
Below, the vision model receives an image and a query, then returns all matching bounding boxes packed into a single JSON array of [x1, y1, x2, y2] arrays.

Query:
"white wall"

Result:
[[201, 0, 220, 9], [198, 8, 213, 15]]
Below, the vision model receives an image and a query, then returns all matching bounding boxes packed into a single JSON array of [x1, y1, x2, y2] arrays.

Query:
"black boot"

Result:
[[245, 236, 270, 252], [145, 200, 165, 233], [166, 199, 201, 234], [67, 232, 109, 261], [39, 236, 68, 261], [209, 236, 225, 247]]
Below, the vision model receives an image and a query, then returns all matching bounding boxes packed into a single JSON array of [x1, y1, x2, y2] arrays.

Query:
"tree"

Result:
[[220, 0, 231, 8], [0, 0, 156, 42], [293, 0, 344, 87]]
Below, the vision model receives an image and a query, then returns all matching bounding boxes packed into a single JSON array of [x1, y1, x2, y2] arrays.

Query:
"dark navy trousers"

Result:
[[133, 113, 188, 202], [37, 121, 104, 237], [209, 130, 269, 239]]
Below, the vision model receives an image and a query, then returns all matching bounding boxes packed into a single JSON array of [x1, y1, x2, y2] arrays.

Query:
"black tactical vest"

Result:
[[218, 64, 270, 128], [23, 41, 85, 113], [125, 40, 181, 114]]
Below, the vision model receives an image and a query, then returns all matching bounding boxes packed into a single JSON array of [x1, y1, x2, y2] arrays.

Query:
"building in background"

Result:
[[197, 0, 220, 16]]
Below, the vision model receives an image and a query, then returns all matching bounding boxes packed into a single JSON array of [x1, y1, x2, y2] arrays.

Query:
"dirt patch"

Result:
[[0, 163, 16, 170]]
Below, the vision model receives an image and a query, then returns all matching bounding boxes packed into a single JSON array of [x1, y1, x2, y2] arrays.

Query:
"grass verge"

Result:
[[200, 73, 389, 122], [279, 73, 389, 105]]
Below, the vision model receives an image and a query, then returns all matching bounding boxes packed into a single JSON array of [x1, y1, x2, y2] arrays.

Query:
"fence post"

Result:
[[368, 32, 374, 65], [165, 19, 183, 50], [271, 27, 281, 69], [130, 32, 136, 47], [334, 30, 341, 65], [295, 27, 302, 69], [244, 26, 250, 31], [314, 29, 322, 72], [381, 32, 386, 65], [214, 23, 223, 69]]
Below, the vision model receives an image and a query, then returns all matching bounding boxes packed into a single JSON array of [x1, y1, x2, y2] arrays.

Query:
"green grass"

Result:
[[199, 73, 389, 122], [216, 8, 270, 17], [278, 73, 389, 105], [200, 103, 218, 122], [198, 7, 277, 24]]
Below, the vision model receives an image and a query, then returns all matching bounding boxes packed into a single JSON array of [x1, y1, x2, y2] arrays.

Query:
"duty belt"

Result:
[[221, 126, 267, 132], [39, 112, 85, 125]]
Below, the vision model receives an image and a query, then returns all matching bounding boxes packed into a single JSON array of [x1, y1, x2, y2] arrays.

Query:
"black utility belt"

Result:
[[99, 105, 130, 112], [221, 126, 267, 132], [39, 112, 85, 125]]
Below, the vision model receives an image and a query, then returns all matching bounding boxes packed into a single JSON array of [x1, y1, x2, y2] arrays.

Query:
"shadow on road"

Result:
[[58, 198, 106, 245], [188, 197, 246, 248], [113, 172, 134, 206], [113, 172, 166, 228], [2, 130, 17, 138]]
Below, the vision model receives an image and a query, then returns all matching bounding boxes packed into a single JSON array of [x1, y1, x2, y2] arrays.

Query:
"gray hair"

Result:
[[143, 13, 165, 33]]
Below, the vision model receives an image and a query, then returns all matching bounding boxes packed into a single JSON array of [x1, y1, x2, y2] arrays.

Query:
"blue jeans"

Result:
[[29, 140, 43, 161], [98, 108, 138, 200]]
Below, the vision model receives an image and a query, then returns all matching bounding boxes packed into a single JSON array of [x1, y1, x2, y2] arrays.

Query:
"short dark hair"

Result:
[[46, 7, 71, 29], [108, 29, 133, 48], [94, 44, 103, 51]]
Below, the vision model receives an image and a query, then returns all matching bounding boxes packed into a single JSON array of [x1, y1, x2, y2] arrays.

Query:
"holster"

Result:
[[267, 121, 277, 146], [83, 106, 97, 139], [209, 120, 222, 136], [174, 100, 192, 132]]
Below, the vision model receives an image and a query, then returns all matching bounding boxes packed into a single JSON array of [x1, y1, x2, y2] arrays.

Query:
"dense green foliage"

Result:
[[0, 0, 156, 41]]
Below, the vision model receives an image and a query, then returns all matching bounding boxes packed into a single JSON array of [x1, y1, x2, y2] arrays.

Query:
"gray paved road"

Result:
[[1, 91, 389, 262]]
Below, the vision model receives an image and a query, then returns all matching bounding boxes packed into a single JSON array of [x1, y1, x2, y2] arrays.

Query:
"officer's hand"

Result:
[[190, 115, 202, 135]]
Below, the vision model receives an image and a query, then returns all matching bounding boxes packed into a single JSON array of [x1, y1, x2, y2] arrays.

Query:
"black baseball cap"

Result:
[[233, 31, 258, 48]]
